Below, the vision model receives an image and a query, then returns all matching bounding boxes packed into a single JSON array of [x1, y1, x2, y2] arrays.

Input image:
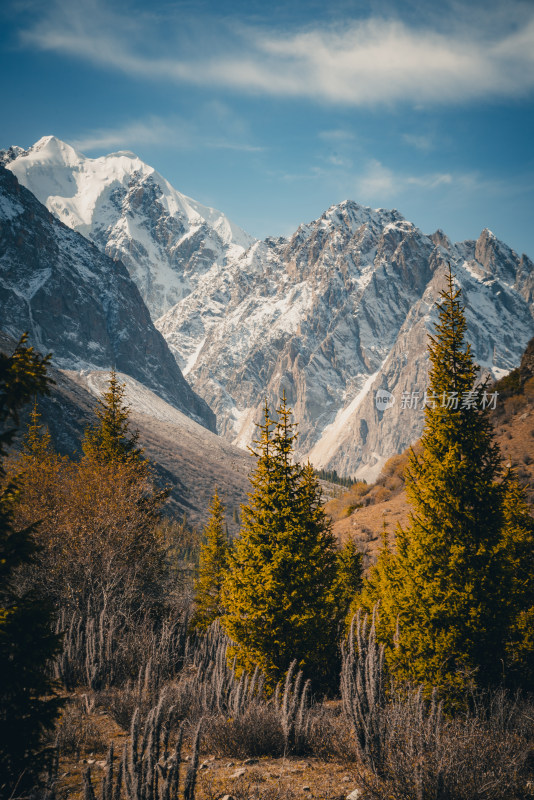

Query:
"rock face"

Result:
[[158, 204, 534, 478], [5, 138, 534, 477], [4, 136, 255, 320], [0, 165, 215, 431]]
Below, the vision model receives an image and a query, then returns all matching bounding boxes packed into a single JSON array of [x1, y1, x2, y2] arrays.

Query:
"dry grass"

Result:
[[332, 398, 534, 562]]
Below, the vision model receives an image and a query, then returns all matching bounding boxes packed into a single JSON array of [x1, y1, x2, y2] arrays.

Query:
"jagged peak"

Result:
[[429, 228, 452, 251], [0, 145, 27, 166]]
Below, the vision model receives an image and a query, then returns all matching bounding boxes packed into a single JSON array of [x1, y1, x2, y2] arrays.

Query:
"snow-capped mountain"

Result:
[[0, 164, 215, 431], [4, 137, 533, 478], [157, 203, 534, 478], [2, 136, 255, 319]]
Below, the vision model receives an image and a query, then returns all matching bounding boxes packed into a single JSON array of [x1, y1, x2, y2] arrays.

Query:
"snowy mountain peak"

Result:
[[314, 200, 407, 240], [3, 134, 533, 479], [29, 135, 83, 166], [5, 136, 257, 318]]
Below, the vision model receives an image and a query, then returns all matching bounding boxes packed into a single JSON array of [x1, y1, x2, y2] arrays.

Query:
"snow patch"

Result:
[[307, 370, 380, 468]]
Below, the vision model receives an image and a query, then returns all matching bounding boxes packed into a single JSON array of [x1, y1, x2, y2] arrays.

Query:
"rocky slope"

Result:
[[0, 165, 214, 430], [5, 138, 534, 477]]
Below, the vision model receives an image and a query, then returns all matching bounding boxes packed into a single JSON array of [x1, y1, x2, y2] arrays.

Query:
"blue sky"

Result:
[[1, 0, 534, 256]]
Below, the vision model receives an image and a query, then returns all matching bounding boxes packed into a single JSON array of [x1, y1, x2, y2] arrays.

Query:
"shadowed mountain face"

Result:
[[0, 165, 215, 432], [5, 139, 534, 478]]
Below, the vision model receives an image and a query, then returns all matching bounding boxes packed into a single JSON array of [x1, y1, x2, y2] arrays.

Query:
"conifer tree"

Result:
[[190, 489, 229, 631], [74, 371, 167, 611], [0, 336, 62, 796], [82, 369, 143, 465], [222, 396, 341, 689], [358, 268, 534, 695], [80, 369, 166, 521], [336, 536, 364, 622]]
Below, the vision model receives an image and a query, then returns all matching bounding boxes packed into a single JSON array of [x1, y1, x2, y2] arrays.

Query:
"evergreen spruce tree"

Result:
[[336, 536, 364, 622], [190, 489, 229, 631], [0, 336, 62, 797], [82, 369, 143, 465], [359, 268, 534, 696], [74, 371, 167, 612], [222, 396, 341, 689], [80, 369, 167, 520]]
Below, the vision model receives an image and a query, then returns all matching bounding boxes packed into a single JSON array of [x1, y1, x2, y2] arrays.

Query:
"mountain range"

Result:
[[2, 135, 533, 480]]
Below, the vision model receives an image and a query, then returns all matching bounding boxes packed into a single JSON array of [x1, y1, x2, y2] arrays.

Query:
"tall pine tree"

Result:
[[222, 396, 342, 689], [359, 267, 534, 696], [82, 369, 143, 465], [190, 489, 229, 632]]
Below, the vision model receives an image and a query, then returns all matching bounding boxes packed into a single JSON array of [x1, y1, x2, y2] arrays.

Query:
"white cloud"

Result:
[[70, 117, 188, 151], [357, 160, 399, 199], [19, 0, 534, 106]]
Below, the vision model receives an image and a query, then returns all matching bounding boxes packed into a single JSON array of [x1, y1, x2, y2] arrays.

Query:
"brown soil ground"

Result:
[[53, 696, 362, 800]]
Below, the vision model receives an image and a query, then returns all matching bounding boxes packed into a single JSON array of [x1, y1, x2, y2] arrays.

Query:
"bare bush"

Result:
[[55, 606, 191, 693], [203, 704, 284, 758], [276, 660, 312, 753], [355, 688, 534, 800], [341, 607, 386, 770], [303, 704, 357, 762], [83, 694, 202, 800], [55, 699, 107, 757]]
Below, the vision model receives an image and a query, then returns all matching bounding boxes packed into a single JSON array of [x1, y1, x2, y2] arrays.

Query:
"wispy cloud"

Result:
[[353, 159, 508, 204], [402, 133, 434, 152], [69, 115, 263, 154], [19, 0, 534, 107], [70, 117, 189, 151]]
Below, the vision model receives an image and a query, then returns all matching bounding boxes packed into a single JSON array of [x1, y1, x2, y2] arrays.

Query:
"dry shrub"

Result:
[[325, 481, 369, 521], [342, 611, 533, 799], [356, 689, 534, 800], [368, 486, 391, 504], [103, 667, 205, 731], [55, 699, 107, 757], [304, 704, 357, 761], [203, 705, 284, 758], [325, 448, 414, 522], [379, 452, 409, 487], [56, 606, 191, 693], [202, 699, 354, 762]]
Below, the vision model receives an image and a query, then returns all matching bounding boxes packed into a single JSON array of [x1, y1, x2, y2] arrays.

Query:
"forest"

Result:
[[1, 271, 533, 800]]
